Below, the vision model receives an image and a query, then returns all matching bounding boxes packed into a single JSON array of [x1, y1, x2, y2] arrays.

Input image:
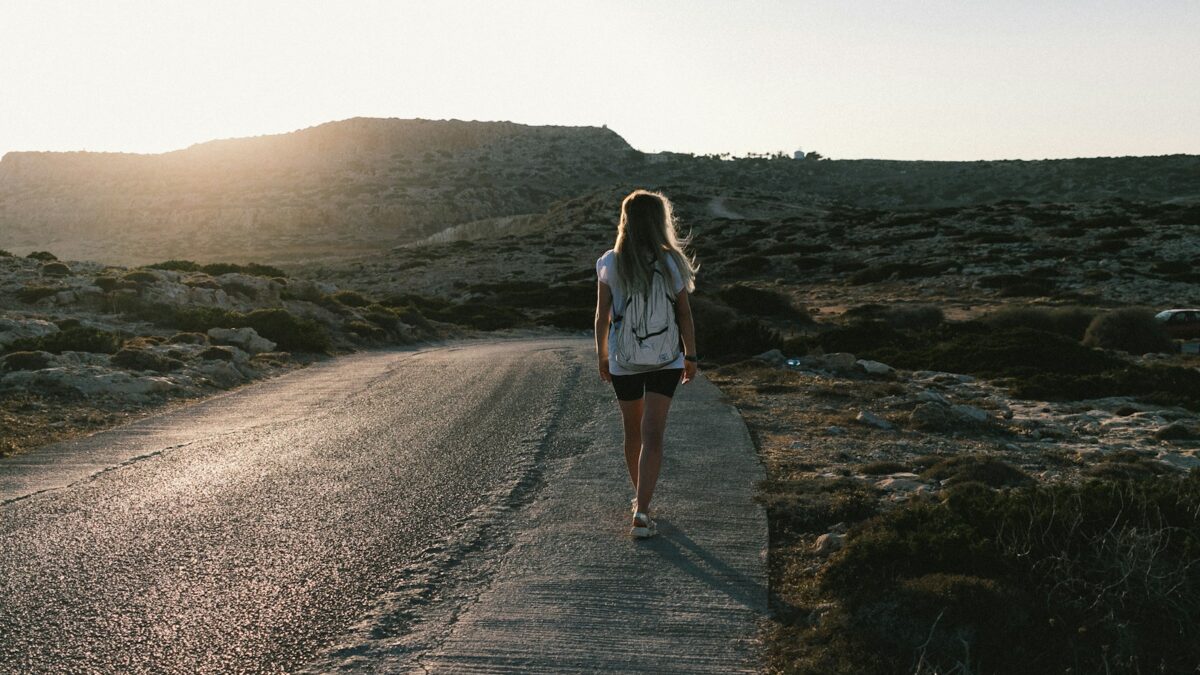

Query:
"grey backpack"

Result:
[[612, 263, 681, 372]]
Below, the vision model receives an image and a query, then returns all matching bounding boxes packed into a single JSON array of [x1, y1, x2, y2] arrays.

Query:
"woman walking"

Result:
[[594, 189, 698, 539]]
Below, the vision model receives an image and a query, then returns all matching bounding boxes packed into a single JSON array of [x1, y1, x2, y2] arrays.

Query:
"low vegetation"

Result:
[[790, 321, 1200, 411], [145, 260, 287, 278], [787, 474, 1200, 673], [113, 297, 332, 353], [3, 326, 124, 355]]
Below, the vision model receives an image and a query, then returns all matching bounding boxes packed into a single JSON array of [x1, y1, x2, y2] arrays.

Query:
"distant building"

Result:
[[793, 149, 806, 160]]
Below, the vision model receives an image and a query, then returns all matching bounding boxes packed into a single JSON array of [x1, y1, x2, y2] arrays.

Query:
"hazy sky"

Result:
[[2, 0, 1198, 161]]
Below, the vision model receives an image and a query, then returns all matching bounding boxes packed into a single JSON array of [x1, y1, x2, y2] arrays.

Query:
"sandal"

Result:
[[631, 511, 656, 539]]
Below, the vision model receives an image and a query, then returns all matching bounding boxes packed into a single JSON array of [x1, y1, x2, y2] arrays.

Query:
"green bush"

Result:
[[806, 474, 1200, 673], [243, 309, 332, 353], [691, 295, 780, 361], [435, 302, 526, 330], [542, 307, 594, 330], [199, 262, 287, 278], [0, 249, 13, 257], [859, 461, 908, 475], [111, 348, 184, 373], [146, 260, 201, 272], [1083, 308, 1174, 354], [332, 290, 371, 307], [982, 305, 1099, 341], [122, 270, 160, 284], [93, 276, 121, 292], [40, 262, 71, 276], [198, 346, 236, 361], [919, 456, 1032, 488], [718, 285, 812, 322], [843, 304, 944, 330], [26, 251, 57, 261], [168, 332, 208, 345], [346, 320, 386, 339], [1, 351, 53, 371], [5, 326, 123, 354], [17, 286, 59, 303], [848, 262, 951, 285], [723, 254, 771, 275]]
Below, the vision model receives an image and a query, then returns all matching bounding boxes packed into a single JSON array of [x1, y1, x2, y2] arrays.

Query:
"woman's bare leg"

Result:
[[617, 398, 643, 490], [635, 392, 674, 515]]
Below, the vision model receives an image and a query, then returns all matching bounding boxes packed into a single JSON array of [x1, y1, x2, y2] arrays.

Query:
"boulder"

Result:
[[207, 327, 276, 354], [0, 317, 59, 348], [754, 348, 786, 367], [876, 476, 926, 492], [856, 410, 894, 430], [821, 352, 858, 372], [813, 532, 845, 556], [950, 404, 990, 424], [197, 361, 244, 388], [0, 366, 180, 398], [856, 359, 895, 375]]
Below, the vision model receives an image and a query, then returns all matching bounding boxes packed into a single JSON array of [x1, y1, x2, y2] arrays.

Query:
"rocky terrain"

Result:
[[0, 251, 439, 457]]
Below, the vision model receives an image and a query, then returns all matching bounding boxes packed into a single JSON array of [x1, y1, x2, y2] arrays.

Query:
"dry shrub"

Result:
[[1083, 307, 1174, 354]]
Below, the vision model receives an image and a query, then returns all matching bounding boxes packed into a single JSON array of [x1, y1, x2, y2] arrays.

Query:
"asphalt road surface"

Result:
[[0, 336, 766, 673]]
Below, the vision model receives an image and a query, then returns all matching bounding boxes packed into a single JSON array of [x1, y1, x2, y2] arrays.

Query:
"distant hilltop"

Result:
[[0, 117, 633, 185], [1, 116, 1198, 266], [0, 117, 636, 264]]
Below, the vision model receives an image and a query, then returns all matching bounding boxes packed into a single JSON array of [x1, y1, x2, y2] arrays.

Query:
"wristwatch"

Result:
[[684, 354, 700, 363]]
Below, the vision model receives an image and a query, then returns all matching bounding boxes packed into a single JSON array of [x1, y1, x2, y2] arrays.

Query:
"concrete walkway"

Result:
[[409, 373, 768, 673]]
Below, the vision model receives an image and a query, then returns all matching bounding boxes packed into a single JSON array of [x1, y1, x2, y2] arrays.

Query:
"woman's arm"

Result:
[[595, 281, 613, 382], [675, 289, 698, 383]]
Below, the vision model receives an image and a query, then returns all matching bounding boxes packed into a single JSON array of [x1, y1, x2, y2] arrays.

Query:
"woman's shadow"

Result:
[[638, 517, 767, 612]]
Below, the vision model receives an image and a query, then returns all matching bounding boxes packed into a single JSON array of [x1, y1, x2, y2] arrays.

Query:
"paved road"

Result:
[[0, 337, 766, 673]]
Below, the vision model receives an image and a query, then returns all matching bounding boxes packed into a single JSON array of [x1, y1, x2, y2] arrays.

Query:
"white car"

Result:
[[1154, 309, 1200, 340]]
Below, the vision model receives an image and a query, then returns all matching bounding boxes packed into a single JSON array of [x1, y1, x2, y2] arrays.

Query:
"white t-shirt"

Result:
[[596, 249, 686, 376]]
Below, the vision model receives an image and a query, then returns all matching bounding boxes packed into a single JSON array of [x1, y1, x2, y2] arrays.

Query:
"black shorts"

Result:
[[611, 368, 684, 401]]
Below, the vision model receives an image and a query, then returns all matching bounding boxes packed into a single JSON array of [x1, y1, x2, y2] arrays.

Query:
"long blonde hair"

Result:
[[614, 190, 697, 296]]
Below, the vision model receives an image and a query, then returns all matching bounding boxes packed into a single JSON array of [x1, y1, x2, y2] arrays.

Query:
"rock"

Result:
[[951, 404, 990, 424], [207, 327, 276, 354], [826, 425, 846, 436], [1, 350, 53, 371], [0, 317, 59, 348], [813, 532, 845, 556], [0, 366, 180, 398], [876, 476, 925, 492], [916, 389, 950, 405], [197, 361, 244, 388], [856, 359, 894, 375], [1157, 452, 1200, 470], [1155, 423, 1200, 442], [909, 403, 961, 432], [856, 410, 894, 430], [821, 352, 858, 372], [754, 349, 786, 367]]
